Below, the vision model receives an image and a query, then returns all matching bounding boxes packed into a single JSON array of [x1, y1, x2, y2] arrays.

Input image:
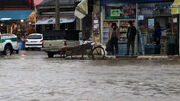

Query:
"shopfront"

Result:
[[171, 0, 180, 55], [0, 10, 33, 37], [138, 2, 176, 55], [100, 0, 176, 55], [35, 15, 76, 33], [100, 1, 137, 55]]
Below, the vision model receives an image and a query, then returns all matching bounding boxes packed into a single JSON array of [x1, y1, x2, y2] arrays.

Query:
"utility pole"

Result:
[[55, 0, 60, 30]]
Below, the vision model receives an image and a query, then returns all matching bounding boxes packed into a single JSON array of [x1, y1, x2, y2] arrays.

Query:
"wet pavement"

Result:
[[0, 51, 180, 101]]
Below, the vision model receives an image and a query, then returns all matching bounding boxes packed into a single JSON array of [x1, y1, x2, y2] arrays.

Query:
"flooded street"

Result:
[[0, 51, 180, 101]]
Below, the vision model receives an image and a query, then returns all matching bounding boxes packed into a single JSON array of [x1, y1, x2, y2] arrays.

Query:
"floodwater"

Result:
[[0, 51, 180, 101]]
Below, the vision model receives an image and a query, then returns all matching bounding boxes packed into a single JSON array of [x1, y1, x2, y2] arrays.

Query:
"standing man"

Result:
[[154, 22, 161, 45], [108, 23, 120, 55], [127, 21, 136, 55]]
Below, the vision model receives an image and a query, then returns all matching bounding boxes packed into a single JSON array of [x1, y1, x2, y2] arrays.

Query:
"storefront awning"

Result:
[[100, 0, 173, 4], [74, 0, 88, 19], [0, 10, 33, 21], [171, 0, 180, 14], [36, 17, 75, 25]]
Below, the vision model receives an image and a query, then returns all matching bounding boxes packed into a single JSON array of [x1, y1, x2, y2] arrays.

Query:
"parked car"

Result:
[[25, 33, 43, 49], [42, 30, 79, 58], [0, 34, 18, 55]]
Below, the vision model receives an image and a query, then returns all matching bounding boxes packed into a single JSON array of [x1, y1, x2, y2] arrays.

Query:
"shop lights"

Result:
[[21, 19, 24, 23]]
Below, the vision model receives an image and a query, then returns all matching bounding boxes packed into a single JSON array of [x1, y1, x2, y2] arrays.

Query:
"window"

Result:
[[28, 35, 42, 39]]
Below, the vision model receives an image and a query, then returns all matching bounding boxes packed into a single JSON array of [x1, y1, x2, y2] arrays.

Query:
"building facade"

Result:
[[90, 0, 179, 55], [36, 0, 78, 33], [0, 0, 34, 39]]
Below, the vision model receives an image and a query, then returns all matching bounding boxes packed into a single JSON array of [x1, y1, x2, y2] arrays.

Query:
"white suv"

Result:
[[0, 34, 18, 55]]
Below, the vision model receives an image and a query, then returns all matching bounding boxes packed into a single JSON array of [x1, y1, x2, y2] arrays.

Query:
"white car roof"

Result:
[[29, 33, 42, 36], [0, 33, 16, 37]]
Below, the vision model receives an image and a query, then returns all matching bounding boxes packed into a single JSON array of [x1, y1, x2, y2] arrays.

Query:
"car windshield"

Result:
[[28, 35, 42, 39]]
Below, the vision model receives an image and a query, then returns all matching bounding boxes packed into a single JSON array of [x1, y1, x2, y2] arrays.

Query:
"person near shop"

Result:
[[108, 23, 120, 55], [0, 27, 4, 34], [154, 22, 162, 45], [126, 21, 136, 55], [18, 37, 25, 51]]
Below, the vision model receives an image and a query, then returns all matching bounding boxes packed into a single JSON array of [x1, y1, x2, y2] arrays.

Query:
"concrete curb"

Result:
[[106, 55, 137, 60], [137, 56, 168, 60], [105, 55, 180, 60]]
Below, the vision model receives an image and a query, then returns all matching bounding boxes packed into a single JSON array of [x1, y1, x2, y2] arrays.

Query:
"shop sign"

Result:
[[171, 0, 180, 15], [138, 15, 144, 20], [171, 7, 180, 15], [173, 18, 177, 23], [148, 18, 154, 28], [110, 9, 121, 17], [105, 4, 136, 20]]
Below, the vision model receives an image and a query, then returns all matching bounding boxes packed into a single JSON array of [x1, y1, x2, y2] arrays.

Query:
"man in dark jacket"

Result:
[[154, 22, 162, 45], [126, 21, 136, 55], [108, 23, 120, 55]]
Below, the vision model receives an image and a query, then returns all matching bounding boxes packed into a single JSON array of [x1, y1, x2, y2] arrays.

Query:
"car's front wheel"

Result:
[[4, 46, 13, 56]]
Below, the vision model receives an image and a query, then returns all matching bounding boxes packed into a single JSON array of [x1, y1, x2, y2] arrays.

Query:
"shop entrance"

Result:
[[101, 2, 177, 56], [138, 2, 178, 55], [102, 4, 136, 55]]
